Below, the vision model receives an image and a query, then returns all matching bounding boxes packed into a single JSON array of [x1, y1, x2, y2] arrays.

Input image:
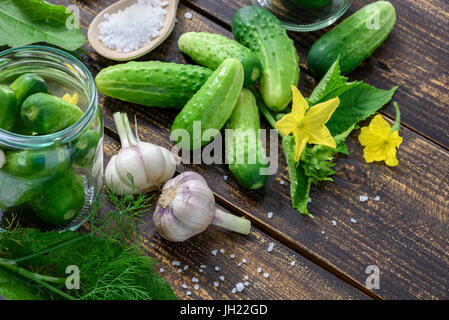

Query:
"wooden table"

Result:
[[56, 0, 449, 300]]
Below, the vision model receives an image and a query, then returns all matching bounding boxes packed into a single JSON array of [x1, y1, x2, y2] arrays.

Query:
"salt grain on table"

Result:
[[215, 266, 220, 271], [263, 272, 270, 278], [192, 277, 199, 283], [184, 12, 193, 19], [194, 285, 199, 290], [359, 195, 369, 202], [177, 268, 182, 273], [242, 258, 247, 263], [200, 265, 206, 269], [351, 218, 357, 223], [236, 283, 245, 292], [211, 249, 217, 256], [219, 276, 225, 281], [220, 248, 225, 254], [183, 265, 189, 270], [98, 0, 168, 53], [257, 267, 262, 273], [213, 281, 219, 287], [230, 254, 235, 259], [159, 268, 164, 273], [186, 291, 192, 296], [232, 288, 237, 294], [375, 195, 381, 201], [244, 281, 250, 286], [267, 212, 274, 219], [172, 261, 180, 266], [290, 261, 296, 267], [267, 243, 274, 252], [182, 284, 187, 289], [199, 269, 204, 273], [332, 220, 337, 226], [244, 275, 249, 280]]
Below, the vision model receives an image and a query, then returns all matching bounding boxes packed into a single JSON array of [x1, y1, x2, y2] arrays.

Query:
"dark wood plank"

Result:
[[52, 0, 449, 299], [103, 135, 369, 300], [183, 0, 449, 148]]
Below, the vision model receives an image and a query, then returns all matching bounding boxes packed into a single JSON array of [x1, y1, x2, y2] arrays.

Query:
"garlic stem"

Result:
[[113, 112, 131, 148], [212, 207, 251, 235], [0, 150, 5, 169], [122, 112, 139, 146]]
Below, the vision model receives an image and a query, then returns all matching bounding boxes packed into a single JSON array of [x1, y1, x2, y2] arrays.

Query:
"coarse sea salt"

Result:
[[359, 195, 369, 202], [267, 212, 274, 219], [98, 0, 168, 53], [267, 243, 274, 252], [236, 283, 245, 292]]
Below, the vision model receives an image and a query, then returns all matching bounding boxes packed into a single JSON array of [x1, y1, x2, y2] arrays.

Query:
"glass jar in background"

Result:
[[252, 0, 352, 32], [0, 46, 103, 232]]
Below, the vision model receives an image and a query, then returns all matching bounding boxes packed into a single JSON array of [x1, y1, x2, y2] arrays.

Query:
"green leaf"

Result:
[[0, 0, 85, 51], [301, 125, 354, 184], [308, 59, 360, 106], [282, 136, 313, 217], [327, 83, 398, 136]]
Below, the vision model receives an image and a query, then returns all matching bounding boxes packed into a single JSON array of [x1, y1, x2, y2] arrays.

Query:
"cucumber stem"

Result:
[[391, 102, 401, 132], [212, 207, 251, 235]]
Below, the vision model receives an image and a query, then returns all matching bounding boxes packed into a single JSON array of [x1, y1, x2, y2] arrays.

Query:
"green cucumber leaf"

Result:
[[327, 83, 398, 136], [282, 136, 313, 217], [0, 0, 85, 51], [308, 58, 361, 106], [301, 125, 354, 185]]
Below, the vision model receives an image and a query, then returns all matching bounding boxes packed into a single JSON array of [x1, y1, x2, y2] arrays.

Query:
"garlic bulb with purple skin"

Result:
[[105, 112, 176, 195], [153, 172, 251, 242]]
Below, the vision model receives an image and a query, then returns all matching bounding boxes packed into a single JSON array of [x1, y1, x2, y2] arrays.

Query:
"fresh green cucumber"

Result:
[[2, 147, 71, 178], [232, 6, 300, 112], [289, 0, 330, 8], [71, 128, 101, 167], [0, 85, 18, 132], [178, 32, 262, 86], [171, 58, 244, 150], [10, 73, 49, 135], [307, 1, 396, 78], [225, 88, 269, 189], [95, 61, 213, 108], [31, 170, 85, 225], [10, 73, 49, 106], [21, 93, 84, 134]]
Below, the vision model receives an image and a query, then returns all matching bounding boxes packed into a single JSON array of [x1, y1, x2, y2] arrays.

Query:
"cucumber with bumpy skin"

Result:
[[226, 88, 269, 190], [21, 93, 84, 134], [307, 1, 396, 78], [0, 85, 18, 132], [171, 58, 244, 151], [178, 32, 262, 86], [232, 6, 300, 112], [71, 128, 101, 167], [95, 61, 213, 108]]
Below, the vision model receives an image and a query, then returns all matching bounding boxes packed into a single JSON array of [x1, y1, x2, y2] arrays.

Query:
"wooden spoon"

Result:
[[88, 0, 179, 61]]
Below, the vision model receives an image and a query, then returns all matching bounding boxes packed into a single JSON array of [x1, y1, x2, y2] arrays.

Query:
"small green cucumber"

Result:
[[178, 32, 262, 86], [95, 61, 213, 108], [171, 58, 244, 150], [71, 128, 101, 167], [289, 0, 331, 8], [2, 147, 71, 178], [307, 1, 396, 78], [31, 170, 85, 225], [9, 73, 48, 135], [232, 6, 300, 112], [10, 73, 49, 106], [21, 93, 84, 134], [0, 85, 18, 132], [225, 88, 269, 190]]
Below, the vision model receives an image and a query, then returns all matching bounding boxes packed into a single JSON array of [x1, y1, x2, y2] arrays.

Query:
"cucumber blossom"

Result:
[[95, 61, 213, 108], [307, 1, 396, 78], [0, 85, 18, 132], [178, 32, 262, 86], [171, 58, 244, 151], [225, 88, 269, 190], [232, 6, 300, 112], [21, 93, 84, 134]]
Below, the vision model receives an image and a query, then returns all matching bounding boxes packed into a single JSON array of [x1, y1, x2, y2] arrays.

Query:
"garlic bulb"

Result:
[[105, 112, 176, 195], [153, 171, 251, 242]]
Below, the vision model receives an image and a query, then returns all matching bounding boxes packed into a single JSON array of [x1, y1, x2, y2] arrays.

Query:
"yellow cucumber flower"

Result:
[[275, 86, 340, 162], [358, 102, 402, 167], [62, 92, 79, 106]]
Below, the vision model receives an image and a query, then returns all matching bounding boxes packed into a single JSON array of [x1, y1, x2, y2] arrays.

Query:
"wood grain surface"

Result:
[[50, 0, 449, 299]]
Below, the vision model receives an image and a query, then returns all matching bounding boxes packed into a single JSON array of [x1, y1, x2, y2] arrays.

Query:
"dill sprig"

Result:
[[0, 182, 176, 300]]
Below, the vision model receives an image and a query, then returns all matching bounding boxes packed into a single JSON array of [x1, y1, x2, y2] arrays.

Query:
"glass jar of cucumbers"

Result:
[[252, 0, 352, 32], [0, 46, 103, 232]]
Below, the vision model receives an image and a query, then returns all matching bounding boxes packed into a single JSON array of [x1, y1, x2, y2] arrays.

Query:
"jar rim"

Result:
[[0, 45, 98, 149]]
